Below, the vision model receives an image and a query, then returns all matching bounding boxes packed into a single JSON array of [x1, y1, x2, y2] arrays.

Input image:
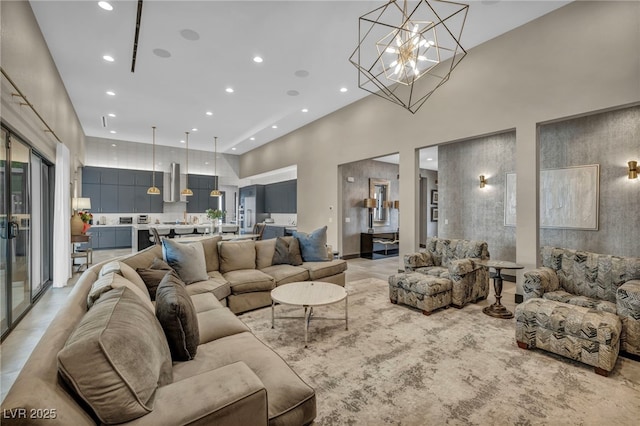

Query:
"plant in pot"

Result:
[[205, 209, 225, 234]]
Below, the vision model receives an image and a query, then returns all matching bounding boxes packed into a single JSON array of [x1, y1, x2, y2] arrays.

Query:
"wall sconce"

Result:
[[364, 198, 376, 233], [479, 175, 487, 188], [629, 161, 638, 179]]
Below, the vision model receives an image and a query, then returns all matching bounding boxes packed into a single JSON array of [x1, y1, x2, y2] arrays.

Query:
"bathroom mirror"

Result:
[[369, 178, 390, 226]]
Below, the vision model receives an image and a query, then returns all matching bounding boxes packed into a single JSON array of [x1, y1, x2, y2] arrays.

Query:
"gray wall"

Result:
[[1, 0, 85, 168], [239, 2, 640, 285], [438, 132, 517, 261], [339, 159, 399, 257], [419, 169, 438, 245], [539, 105, 640, 257]]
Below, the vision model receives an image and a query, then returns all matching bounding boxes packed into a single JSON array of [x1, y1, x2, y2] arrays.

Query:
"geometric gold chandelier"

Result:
[[349, 0, 468, 114]]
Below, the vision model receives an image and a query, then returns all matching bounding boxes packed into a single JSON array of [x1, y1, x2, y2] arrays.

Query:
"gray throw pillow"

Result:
[[155, 271, 200, 361], [272, 237, 303, 266], [293, 226, 329, 262], [162, 238, 208, 284]]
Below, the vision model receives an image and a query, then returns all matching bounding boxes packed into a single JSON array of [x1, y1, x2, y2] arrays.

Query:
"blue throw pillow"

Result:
[[293, 226, 329, 262]]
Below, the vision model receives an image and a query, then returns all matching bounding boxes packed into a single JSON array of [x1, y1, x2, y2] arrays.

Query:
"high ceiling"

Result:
[[31, 1, 570, 155]]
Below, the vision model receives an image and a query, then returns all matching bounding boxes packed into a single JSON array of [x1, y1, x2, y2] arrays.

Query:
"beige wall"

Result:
[[240, 1, 640, 292], [1, 0, 85, 168]]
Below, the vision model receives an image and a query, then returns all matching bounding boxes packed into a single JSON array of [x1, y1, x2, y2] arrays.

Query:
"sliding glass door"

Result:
[[1, 126, 53, 339]]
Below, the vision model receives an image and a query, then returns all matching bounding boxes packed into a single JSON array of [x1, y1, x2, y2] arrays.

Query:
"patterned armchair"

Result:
[[524, 247, 640, 356], [404, 237, 490, 308]]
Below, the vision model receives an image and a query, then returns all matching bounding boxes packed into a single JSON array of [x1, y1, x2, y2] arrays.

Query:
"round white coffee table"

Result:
[[271, 281, 348, 348]]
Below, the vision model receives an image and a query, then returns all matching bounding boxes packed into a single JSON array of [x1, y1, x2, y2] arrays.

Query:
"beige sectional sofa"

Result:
[[1, 236, 347, 425]]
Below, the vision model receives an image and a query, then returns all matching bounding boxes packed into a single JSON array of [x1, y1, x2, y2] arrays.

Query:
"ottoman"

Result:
[[388, 272, 452, 315], [515, 298, 622, 376]]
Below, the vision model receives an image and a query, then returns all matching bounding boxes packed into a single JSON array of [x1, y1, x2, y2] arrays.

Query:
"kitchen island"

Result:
[[132, 223, 240, 251]]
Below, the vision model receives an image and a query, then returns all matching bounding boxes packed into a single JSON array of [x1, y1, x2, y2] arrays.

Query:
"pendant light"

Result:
[[180, 131, 193, 196], [210, 136, 221, 197], [147, 126, 161, 195]]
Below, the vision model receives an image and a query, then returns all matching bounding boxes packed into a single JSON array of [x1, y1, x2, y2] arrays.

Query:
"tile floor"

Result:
[[0, 252, 516, 403]]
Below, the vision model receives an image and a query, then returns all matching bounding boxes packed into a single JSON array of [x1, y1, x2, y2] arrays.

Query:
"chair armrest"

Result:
[[448, 258, 481, 277], [404, 252, 434, 272], [618, 280, 640, 319], [128, 362, 268, 426], [523, 267, 559, 300]]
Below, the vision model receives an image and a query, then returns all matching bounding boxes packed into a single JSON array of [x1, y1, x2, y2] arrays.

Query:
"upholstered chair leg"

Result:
[[517, 341, 529, 350], [422, 310, 431, 316], [594, 367, 609, 377]]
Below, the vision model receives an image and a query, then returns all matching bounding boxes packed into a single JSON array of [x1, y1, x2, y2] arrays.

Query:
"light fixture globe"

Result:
[[147, 186, 160, 195], [349, 0, 468, 114], [180, 188, 193, 196]]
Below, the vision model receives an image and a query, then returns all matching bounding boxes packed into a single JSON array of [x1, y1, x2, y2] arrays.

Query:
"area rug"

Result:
[[240, 278, 640, 425]]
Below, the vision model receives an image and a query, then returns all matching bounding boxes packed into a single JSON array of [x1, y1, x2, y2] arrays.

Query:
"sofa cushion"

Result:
[[256, 239, 277, 269], [415, 266, 449, 279], [87, 272, 155, 313], [302, 259, 347, 280], [162, 238, 208, 284], [200, 235, 223, 272], [57, 287, 173, 425], [121, 244, 163, 270], [100, 260, 151, 301], [224, 269, 275, 294], [171, 331, 316, 426], [185, 278, 231, 301], [542, 290, 617, 314], [293, 226, 329, 262], [190, 292, 225, 313], [272, 237, 304, 267], [219, 240, 257, 274], [155, 272, 200, 361], [197, 308, 251, 344], [262, 264, 310, 285], [136, 257, 173, 300]]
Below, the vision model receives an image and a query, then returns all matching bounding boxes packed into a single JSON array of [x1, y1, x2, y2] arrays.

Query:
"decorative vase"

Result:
[[82, 223, 91, 234], [71, 213, 84, 235]]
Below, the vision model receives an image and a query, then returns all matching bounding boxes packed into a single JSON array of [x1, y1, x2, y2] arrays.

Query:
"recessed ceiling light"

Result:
[[106, 90, 116, 96], [152, 48, 171, 58], [287, 90, 299, 97], [205, 111, 213, 116], [249, 137, 255, 141], [272, 125, 278, 129], [340, 87, 348, 93], [98, 1, 113, 11], [225, 87, 234, 93], [301, 108, 309, 113], [110, 130, 116, 134], [191, 128, 198, 132], [108, 113, 116, 117], [180, 140, 185, 144], [111, 143, 117, 147], [180, 29, 200, 41], [253, 56, 263, 63], [103, 55, 114, 62], [231, 147, 237, 151], [205, 162, 209, 165], [427, 158, 433, 161]]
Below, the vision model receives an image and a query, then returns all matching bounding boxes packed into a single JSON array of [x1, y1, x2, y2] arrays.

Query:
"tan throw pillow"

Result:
[[87, 272, 155, 313], [58, 287, 172, 425], [200, 235, 222, 272], [218, 240, 256, 274], [155, 272, 200, 361], [162, 238, 208, 284], [99, 260, 151, 301]]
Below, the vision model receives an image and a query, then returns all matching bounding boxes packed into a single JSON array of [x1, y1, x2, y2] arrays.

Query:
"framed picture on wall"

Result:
[[431, 207, 438, 222], [431, 189, 438, 204]]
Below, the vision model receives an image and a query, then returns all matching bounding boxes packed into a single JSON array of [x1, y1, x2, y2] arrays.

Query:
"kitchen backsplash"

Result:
[[92, 211, 296, 226]]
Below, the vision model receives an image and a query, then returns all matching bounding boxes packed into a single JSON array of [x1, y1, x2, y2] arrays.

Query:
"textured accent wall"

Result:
[[339, 159, 399, 257], [438, 132, 517, 261], [539, 105, 640, 257], [419, 169, 438, 245]]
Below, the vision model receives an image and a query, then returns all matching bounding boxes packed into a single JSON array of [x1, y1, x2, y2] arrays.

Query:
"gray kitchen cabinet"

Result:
[[264, 180, 296, 213], [118, 185, 135, 212], [118, 169, 136, 186], [150, 190, 163, 213], [115, 227, 132, 248], [134, 186, 151, 213], [99, 185, 118, 213], [82, 167, 101, 184], [135, 171, 152, 187], [82, 183, 101, 212]]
